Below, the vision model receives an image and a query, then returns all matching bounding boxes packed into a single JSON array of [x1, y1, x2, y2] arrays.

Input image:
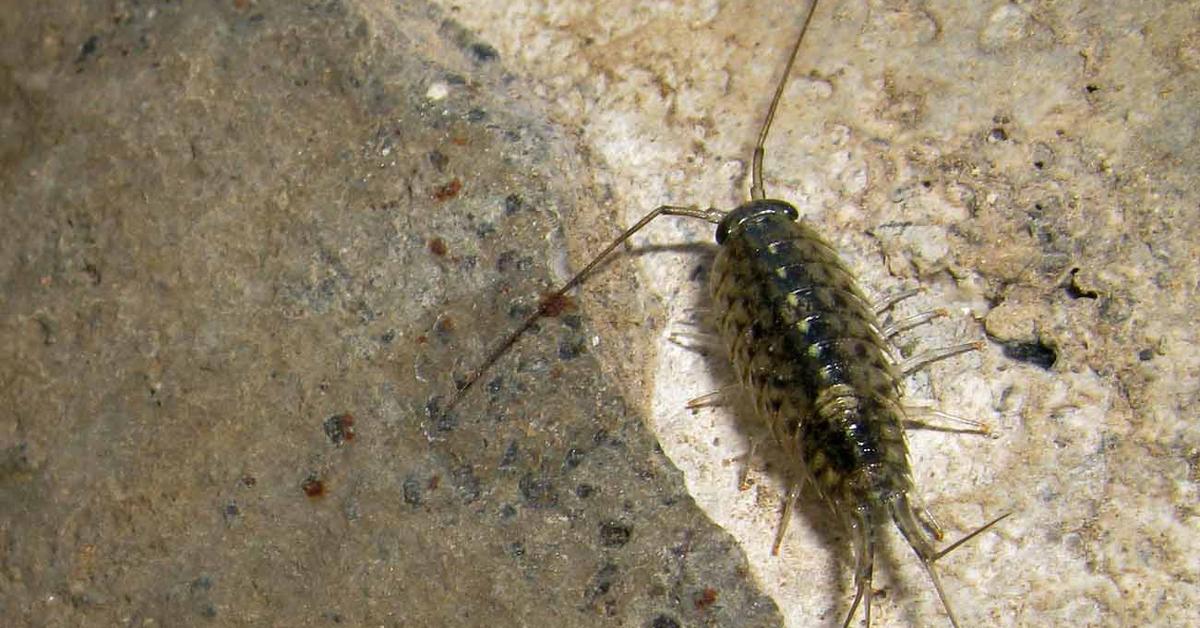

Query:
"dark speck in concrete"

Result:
[[322, 413, 356, 446], [435, 410, 457, 432], [496, 250, 516, 272], [651, 615, 681, 628], [470, 42, 499, 63], [558, 335, 587, 360], [403, 476, 423, 507], [599, 521, 632, 548], [77, 35, 99, 62], [499, 441, 519, 467], [518, 473, 558, 509], [1000, 338, 1058, 369], [562, 313, 583, 330], [503, 193, 523, 214]]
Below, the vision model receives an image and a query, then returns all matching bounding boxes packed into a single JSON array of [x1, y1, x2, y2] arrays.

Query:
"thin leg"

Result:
[[674, 306, 713, 321], [841, 516, 876, 628], [891, 494, 1012, 628], [771, 482, 802, 555], [932, 512, 1012, 562], [871, 287, 922, 315], [735, 437, 759, 490], [916, 512, 1013, 628], [903, 403, 992, 436], [668, 329, 722, 352], [880, 308, 948, 338], [899, 340, 984, 376], [685, 386, 736, 411]]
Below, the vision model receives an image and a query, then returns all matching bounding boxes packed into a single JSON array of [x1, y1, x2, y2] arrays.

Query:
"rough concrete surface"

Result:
[[430, 1, 1200, 627], [0, 1, 782, 627], [3, 1, 1198, 628]]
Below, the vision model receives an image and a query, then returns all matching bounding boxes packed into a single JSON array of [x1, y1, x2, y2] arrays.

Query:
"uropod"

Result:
[[445, 2, 1010, 626]]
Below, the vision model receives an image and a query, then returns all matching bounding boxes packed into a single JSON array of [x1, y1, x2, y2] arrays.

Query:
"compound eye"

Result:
[[715, 220, 730, 245]]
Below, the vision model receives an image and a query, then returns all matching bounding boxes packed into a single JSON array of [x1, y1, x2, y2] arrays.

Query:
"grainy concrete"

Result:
[[0, 1, 780, 626]]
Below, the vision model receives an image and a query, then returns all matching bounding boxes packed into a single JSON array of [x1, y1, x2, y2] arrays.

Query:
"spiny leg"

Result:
[[735, 436, 759, 490], [842, 514, 877, 628], [880, 308, 949, 338], [441, 204, 724, 416], [892, 496, 1012, 628], [899, 340, 985, 377], [667, 329, 722, 353], [771, 481, 802, 555], [932, 512, 1012, 562], [872, 287, 922, 315], [917, 512, 1012, 628], [902, 402, 992, 436], [684, 387, 732, 410]]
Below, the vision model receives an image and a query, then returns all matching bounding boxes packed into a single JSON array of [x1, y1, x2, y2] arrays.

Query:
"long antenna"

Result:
[[750, 0, 821, 201], [440, 205, 722, 417]]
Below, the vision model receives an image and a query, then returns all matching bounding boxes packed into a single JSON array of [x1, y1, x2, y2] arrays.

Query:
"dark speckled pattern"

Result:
[[712, 199, 913, 510]]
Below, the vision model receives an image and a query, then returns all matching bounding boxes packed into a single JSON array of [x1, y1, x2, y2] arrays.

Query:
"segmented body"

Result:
[[712, 198, 945, 611]]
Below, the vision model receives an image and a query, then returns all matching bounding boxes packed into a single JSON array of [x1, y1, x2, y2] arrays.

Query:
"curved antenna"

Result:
[[440, 204, 723, 418], [750, 0, 821, 201]]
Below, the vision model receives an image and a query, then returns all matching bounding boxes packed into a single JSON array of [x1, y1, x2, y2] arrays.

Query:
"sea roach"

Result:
[[445, 2, 1008, 625]]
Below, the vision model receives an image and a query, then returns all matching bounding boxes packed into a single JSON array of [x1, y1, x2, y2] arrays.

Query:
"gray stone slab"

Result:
[[0, 2, 779, 626]]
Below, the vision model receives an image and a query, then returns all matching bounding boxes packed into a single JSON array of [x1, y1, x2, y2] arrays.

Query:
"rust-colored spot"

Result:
[[240, 474, 257, 488], [434, 315, 455, 335], [451, 135, 468, 146], [428, 237, 448, 257], [694, 587, 718, 610], [538, 292, 576, 318], [416, 335, 428, 344], [432, 178, 462, 202], [427, 474, 441, 491], [302, 475, 326, 498]]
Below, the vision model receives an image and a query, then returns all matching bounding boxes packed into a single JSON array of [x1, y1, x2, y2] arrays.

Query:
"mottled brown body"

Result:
[[713, 199, 960, 625], [713, 199, 914, 513]]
